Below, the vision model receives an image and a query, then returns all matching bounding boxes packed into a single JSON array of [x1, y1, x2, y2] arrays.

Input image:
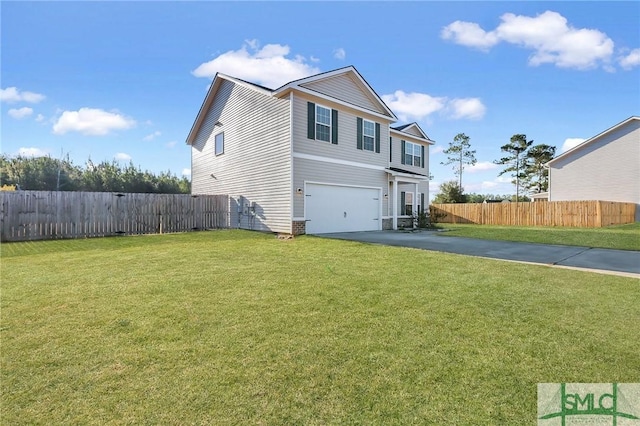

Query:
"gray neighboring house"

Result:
[[186, 66, 434, 234], [546, 116, 640, 220]]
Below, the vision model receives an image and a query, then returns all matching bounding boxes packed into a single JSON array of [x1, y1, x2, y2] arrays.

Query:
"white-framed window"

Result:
[[215, 132, 224, 156], [402, 191, 422, 216], [405, 141, 421, 167], [316, 105, 331, 142], [405, 192, 413, 216], [363, 119, 375, 151]]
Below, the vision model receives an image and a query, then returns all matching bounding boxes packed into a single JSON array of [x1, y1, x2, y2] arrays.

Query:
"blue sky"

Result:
[[2, 1, 639, 197]]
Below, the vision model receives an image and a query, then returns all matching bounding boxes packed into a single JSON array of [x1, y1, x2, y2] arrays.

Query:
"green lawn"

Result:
[[2, 230, 639, 424], [434, 222, 640, 251]]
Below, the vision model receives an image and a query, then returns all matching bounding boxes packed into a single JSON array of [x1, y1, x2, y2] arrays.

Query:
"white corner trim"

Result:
[[293, 152, 386, 171]]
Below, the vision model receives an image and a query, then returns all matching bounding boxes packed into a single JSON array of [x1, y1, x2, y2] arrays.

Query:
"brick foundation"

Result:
[[292, 220, 306, 235], [383, 218, 415, 230]]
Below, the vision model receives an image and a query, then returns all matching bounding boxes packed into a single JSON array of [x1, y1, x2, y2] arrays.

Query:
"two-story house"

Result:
[[186, 66, 433, 234]]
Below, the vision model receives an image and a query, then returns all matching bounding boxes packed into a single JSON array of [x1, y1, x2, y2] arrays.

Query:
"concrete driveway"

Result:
[[318, 230, 640, 278]]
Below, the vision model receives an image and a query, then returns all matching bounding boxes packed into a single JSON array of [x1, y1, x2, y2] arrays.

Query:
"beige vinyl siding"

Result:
[[300, 74, 387, 115], [292, 94, 391, 166], [293, 157, 388, 218], [401, 126, 424, 138], [190, 79, 292, 233], [549, 120, 639, 219]]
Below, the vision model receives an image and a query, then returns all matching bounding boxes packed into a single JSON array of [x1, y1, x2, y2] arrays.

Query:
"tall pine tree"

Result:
[[494, 134, 533, 201], [441, 133, 477, 188]]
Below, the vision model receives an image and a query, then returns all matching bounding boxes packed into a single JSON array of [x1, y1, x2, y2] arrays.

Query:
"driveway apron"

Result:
[[318, 230, 640, 276]]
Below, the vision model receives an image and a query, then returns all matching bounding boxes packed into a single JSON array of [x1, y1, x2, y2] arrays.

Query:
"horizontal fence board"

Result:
[[1, 191, 229, 242], [430, 201, 636, 228]]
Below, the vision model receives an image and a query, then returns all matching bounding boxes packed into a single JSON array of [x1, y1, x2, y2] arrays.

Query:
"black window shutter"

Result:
[[307, 102, 315, 140], [389, 137, 392, 162], [421, 145, 425, 168], [375, 123, 381, 153], [356, 117, 363, 150], [421, 193, 425, 214], [401, 140, 406, 165], [400, 192, 406, 215], [331, 109, 338, 144]]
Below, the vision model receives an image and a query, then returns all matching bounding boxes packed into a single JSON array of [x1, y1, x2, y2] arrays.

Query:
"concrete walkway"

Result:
[[318, 230, 640, 278]]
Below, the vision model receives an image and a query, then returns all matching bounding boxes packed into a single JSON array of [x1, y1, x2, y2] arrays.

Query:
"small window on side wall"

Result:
[[215, 132, 224, 156]]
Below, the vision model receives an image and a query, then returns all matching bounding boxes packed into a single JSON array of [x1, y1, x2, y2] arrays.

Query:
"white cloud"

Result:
[[143, 131, 161, 141], [431, 145, 444, 155], [52, 108, 136, 136], [561, 137, 585, 153], [447, 98, 486, 120], [192, 40, 321, 88], [382, 91, 486, 122], [441, 21, 499, 51], [17, 147, 48, 157], [35, 114, 45, 122], [382, 90, 446, 122], [467, 161, 498, 173], [442, 11, 615, 70], [114, 152, 132, 161], [8, 107, 33, 119], [619, 48, 640, 70], [334, 48, 346, 60], [1, 87, 45, 103], [182, 168, 191, 177], [166, 141, 178, 148]]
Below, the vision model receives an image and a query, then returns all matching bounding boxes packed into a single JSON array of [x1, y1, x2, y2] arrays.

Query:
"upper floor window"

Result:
[[363, 120, 375, 151], [316, 105, 331, 142], [215, 132, 224, 156], [356, 117, 380, 153], [404, 141, 422, 167], [307, 102, 338, 144]]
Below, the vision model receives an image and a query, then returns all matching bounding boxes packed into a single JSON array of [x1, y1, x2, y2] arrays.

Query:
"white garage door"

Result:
[[305, 183, 381, 234]]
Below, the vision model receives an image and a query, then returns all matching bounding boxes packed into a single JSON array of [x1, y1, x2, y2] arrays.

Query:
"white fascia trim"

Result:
[[283, 86, 395, 122], [390, 128, 435, 145], [293, 152, 386, 171], [387, 171, 429, 182], [546, 116, 639, 166], [292, 217, 306, 221], [217, 73, 273, 96], [273, 66, 356, 93]]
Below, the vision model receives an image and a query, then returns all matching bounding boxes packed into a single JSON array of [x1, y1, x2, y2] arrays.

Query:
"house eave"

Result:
[[546, 116, 640, 167], [282, 86, 396, 122], [385, 168, 430, 180], [186, 73, 275, 145], [390, 127, 435, 145], [272, 65, 398, 121]]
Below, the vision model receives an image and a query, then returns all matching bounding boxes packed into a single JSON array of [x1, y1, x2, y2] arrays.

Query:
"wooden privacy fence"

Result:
[[0, 191, 229, 242], [430, 200, 636, 228]]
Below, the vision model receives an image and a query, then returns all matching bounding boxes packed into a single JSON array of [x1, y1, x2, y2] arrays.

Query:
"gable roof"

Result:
[[187, 66, 400, 145], [547, 116, 640, 166], [391, 122, 435, 145], [186, 72, 276, 145], [272, 66, 397, 120]]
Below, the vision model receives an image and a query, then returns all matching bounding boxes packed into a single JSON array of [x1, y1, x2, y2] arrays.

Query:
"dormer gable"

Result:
[[391, 123, 434, 144]]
